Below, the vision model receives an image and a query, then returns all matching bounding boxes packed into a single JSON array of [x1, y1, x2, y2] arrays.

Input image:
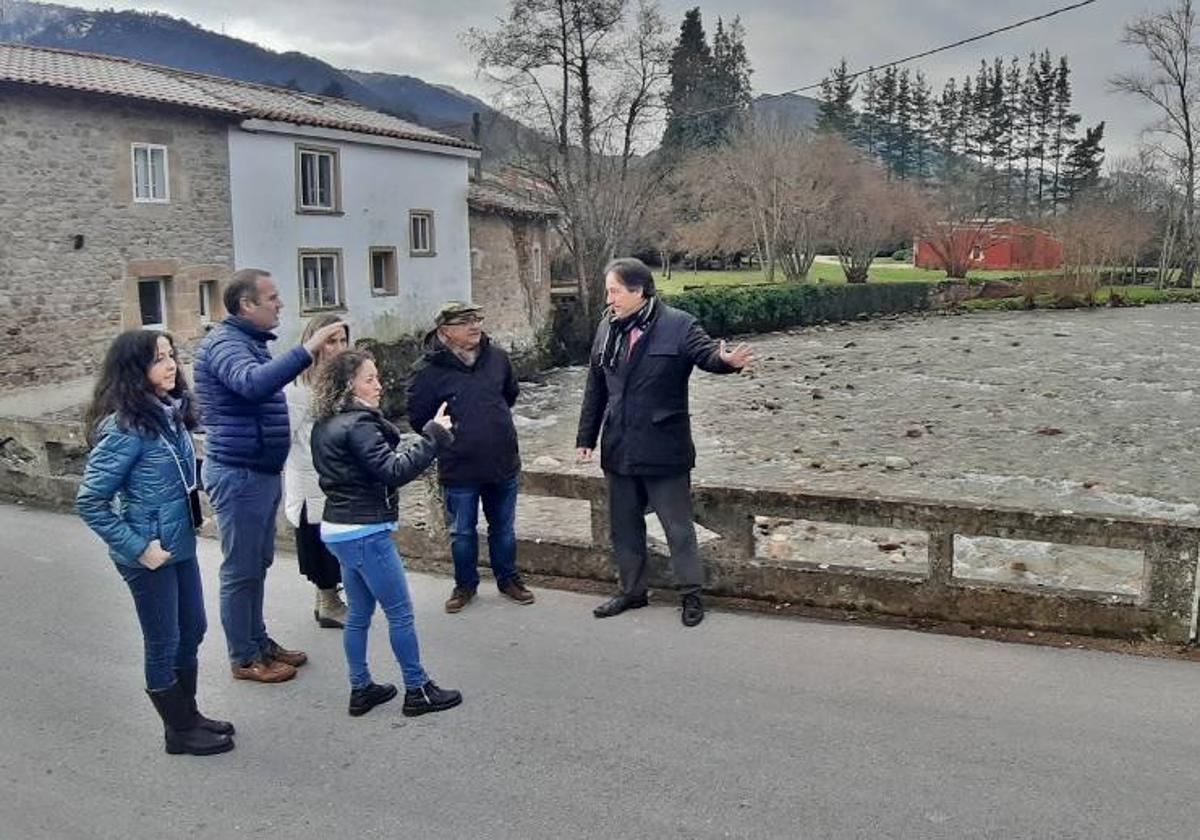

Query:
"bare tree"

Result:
[[1107, 148, 1183, 287], [827, 158, 918, 283], [1113, 0, 1200, 287], [688, 120, 850, 282], [465, 0, 671, 321], [914, 172, 998, 279], [1051, 199, 1156, 302]]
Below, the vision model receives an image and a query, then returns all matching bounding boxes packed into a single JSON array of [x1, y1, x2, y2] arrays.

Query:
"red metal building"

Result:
[[914, 220, 1063, 272]]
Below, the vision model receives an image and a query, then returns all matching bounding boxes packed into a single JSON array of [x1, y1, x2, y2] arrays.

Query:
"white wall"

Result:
[[227, 126, 472, 346]]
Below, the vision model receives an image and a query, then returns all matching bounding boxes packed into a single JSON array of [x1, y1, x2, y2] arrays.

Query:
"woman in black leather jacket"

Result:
[[310, 350, 463, 718]]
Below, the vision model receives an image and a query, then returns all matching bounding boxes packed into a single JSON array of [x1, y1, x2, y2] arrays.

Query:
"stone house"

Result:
[[0, 43, 479, 391], [467, 171, 558, 352]]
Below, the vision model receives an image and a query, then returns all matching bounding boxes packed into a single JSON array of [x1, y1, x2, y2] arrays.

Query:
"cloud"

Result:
[[68, 0, 1166, 158]]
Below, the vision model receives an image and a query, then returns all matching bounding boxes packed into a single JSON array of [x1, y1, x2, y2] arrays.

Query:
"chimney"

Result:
[[471, 112, 483, 182]]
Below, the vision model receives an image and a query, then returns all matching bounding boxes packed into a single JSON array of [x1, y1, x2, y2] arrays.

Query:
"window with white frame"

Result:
[[297, 146, 340, 212], [131, 144, 169, 202], [409, 210, 435, 256], [199, 281, 217, 325], [138, 278, 168, 329], [532, 242, 543, 284], [299, 250, 344, 311], [369, 247, 398, 296]]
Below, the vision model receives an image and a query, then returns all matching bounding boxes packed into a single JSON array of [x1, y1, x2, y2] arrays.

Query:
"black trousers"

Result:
[[606, 471, 702, 597], [295, 504, 342, 590]]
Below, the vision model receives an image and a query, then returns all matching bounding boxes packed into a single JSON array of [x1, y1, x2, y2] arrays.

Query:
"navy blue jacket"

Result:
[[576, 303, 735, 476], [405, 332, 520, 486], [77, 414, 198, 568], [193, 316, 312, 473]]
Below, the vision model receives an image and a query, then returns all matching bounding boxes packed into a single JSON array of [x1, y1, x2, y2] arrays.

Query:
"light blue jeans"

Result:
[[325, 530, 430, 691]]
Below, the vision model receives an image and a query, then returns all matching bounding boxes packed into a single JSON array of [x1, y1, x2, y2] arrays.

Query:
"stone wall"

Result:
[[0, 86, 235, 390], [468, 208, 552, 351]]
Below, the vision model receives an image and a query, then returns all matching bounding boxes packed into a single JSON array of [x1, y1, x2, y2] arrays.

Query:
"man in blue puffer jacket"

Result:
[[194, 268, 347, 683]]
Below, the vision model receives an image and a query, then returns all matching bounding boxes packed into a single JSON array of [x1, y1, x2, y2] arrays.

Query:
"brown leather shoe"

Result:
[[231, 659, 296, 683], [265, 639, 308, 668], [444, 587, 475, 614], [499, 578, 535, 605]]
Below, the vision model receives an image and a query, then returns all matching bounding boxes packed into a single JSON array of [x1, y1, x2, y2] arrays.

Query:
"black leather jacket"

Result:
[[311, 404, 452, 524]]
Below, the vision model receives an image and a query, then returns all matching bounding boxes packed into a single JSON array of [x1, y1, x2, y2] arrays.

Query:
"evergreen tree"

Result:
[[1004, 57, 1023, 214], [817, 58, 857, 137], [1049, 55, 1081, 214], [936, 77, 961, 180], [983, 58, 1011, 213], [711, 16, 753, 136], [957, 75, 975, 162], [876, 66, 899, 174], [910, 71, 933, 181], [856, 70, 880, 157], [1033, 50, 1057, 215], [662, 8, 716, 152], [1063, 121, 1105, 204], [893, 69, 914, 178], [1019, 52, 1041, 212]]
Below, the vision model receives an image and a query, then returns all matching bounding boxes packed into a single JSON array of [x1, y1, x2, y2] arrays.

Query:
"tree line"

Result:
[[817, 53, 1105, 218]]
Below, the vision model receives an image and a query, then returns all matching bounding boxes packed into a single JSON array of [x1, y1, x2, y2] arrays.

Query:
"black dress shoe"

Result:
[[593, 593, 649, 619], [681, 593, 705, 627]]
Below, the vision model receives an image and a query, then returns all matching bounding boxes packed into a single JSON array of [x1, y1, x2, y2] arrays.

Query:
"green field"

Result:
[[656, 261, 1050, 294]]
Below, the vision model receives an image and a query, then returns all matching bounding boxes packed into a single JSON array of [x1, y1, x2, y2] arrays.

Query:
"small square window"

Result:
[[131, 144, 169, 203], [409, 210, 435, 256], [138, 278, 167, 329], [369, 247, 398, 296], [299, 250, 345, 312], [297, 146, 341, 213]]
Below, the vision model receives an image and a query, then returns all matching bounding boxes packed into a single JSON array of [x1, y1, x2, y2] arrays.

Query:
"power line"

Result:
[[677, 0, 1101, 120]]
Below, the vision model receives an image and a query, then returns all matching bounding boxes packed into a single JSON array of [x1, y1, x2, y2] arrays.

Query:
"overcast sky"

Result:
[[68, 0, 1175, 162]]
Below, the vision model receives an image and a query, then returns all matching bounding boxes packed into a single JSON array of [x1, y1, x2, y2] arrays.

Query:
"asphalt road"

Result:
[[2, 502, 1199, 839]]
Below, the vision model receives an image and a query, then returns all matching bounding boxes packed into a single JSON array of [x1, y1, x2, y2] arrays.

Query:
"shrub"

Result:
[[662, 282, 932, 336]]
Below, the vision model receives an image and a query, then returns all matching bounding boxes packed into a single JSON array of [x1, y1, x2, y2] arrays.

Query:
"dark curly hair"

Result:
[[84, 330, 198, 445], [312, 349, 375, 421]]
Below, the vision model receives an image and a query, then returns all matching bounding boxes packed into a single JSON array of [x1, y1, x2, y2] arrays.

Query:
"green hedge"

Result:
[[662, 282, 933, 336]]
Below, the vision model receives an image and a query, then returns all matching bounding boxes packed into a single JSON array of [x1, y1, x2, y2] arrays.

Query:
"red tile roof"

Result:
[[0, 42, 477, 152]]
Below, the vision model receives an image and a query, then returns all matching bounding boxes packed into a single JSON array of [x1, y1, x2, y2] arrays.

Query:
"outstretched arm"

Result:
[[684, 321, 754, 374]]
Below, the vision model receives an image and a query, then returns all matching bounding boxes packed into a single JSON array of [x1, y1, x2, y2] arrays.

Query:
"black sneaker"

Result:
[[348, 682, 398, 717], [402, 680, 463, 717]]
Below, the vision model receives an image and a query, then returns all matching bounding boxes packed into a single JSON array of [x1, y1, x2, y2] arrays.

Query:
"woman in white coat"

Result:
[[285, 313, 350, 627]]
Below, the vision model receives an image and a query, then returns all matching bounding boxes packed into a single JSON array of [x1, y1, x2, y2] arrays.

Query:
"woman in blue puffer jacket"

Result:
[[77, 330, 234, 756]]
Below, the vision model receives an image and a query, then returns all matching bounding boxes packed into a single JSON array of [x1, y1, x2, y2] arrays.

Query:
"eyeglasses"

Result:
[[445, 314, 484, 326]]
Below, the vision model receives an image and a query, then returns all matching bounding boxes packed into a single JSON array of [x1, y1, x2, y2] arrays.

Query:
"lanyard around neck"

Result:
[[158, 429, 197, 494]]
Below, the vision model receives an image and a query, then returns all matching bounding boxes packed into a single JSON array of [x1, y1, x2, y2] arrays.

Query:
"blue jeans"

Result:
[[202, 460, 280, 665], [325, 530, 429, 691], [444, 475, 520, 592], [118, 558, 207, 691]]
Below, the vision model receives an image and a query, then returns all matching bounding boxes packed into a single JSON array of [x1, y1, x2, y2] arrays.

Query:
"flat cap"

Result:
[[434, 300, 484, 326]]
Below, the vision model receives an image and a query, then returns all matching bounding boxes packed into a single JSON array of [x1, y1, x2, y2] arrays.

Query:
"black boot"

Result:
[[174, 667, 235, 736], [147, 683, 235, 756], [402, 680, 462, 717]]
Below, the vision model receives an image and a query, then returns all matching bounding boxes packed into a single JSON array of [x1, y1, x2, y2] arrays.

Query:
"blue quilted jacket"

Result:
[[193, 317, 312, 473], [76, 415, 199, 568]]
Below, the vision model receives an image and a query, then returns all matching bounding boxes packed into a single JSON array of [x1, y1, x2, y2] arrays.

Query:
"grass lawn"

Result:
[[657, 261, 1046, 294]]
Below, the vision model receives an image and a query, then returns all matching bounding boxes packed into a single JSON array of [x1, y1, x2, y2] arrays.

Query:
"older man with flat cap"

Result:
[[406, 301, 534, 613]]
